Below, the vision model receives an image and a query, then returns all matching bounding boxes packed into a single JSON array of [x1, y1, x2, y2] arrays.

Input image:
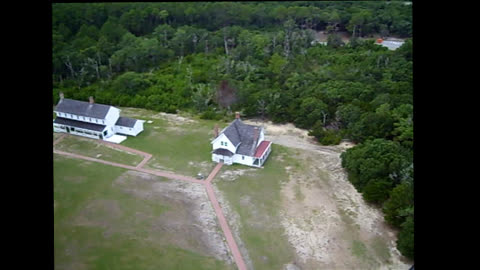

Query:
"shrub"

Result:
[[396, 216, 414, 260], [200, 108, 222, 120], [309, 121, 342, 145]]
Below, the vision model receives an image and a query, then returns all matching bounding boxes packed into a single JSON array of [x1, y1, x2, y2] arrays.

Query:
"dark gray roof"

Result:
[[54, 98, 112, 119], [221, 119, 261, 156], [115, 117, 137, 128], [213, 148, 234, 157], [54, 117, 106, 132]]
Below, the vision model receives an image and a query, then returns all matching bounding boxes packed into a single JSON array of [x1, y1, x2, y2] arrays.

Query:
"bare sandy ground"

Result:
[[243, 119, 411, 270], [73, 170, 233, 265]]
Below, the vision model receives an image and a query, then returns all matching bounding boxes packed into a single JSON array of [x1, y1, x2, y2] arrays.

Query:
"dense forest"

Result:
[[52, 1, 413, 260]]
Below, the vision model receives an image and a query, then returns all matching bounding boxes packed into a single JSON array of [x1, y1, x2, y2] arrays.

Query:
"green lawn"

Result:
[[54, 107, 297, 269], [119, 110, 221, 177], [54, 155, 231, 270], [55, 135, 145, 166], [215, 145, 297, 270]]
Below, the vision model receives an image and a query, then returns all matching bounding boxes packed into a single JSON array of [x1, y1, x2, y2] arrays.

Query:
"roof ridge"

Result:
[[233, 119, 242, 141]]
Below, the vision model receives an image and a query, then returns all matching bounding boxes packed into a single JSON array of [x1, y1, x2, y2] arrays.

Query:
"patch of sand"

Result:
[[243, 119, 410, 269], [74, 170, 233, 265]]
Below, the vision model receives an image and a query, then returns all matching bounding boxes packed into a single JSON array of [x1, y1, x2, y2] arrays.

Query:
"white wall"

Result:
[[212, 133, 237, 154], [257, 129, 265, 147], [132, 120, 144, 136], [232, 154, 254, 166], [212, 154, 233, 165], [114, 120, 144, 136], [104, 107, 121, 127]]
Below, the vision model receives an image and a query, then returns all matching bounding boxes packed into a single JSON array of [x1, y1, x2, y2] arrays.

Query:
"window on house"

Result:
[[242, 156, 244, 160], [103, 130, 107, 136], [221, 142, 224, 146], [225, 142, 227, 147]]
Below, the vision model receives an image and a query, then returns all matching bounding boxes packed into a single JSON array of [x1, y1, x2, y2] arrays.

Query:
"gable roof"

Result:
[[54, 117, 106, 132], [54, 98, 112, 119], [115, 117, 137, 128], [221, 119, 262, 156]]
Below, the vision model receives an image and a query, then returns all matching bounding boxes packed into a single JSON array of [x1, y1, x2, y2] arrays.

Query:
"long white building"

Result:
[[53, 93, 143, 143]]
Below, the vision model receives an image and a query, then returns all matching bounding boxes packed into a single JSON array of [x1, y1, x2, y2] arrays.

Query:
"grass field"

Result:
[[55, 135, 145, 166], [54, 107, 407, 269], [54, 155, 232, 270], [118, 108, 221, 177], [215, 145, 298, 270]]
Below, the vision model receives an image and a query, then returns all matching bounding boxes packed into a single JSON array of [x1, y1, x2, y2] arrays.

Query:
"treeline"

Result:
[[52, 2, 413, 260]]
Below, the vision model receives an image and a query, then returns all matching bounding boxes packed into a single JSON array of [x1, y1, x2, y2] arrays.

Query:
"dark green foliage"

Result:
[[396, 216, 414, 260], [340, 139, 410, 193], [383, 180, 414, 227], [112, 72, 150, 96], [327, 33, 344, 48], [362, 179, 393, 204], [53, 3, 412, 258], [200, 108, 223, 120], [308, 121, 342, 146]]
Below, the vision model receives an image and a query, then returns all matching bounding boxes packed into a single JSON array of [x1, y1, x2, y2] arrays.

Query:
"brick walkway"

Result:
[[54, 134, 247, 270], [205, 162, 247, 270], [53, 133, 67, 146]]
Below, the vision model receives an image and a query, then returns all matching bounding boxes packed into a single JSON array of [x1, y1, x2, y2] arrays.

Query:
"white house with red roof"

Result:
[[211, 112, 272, 167]]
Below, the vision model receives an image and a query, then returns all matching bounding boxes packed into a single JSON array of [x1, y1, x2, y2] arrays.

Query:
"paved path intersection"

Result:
[[53, 134, 247, 270]]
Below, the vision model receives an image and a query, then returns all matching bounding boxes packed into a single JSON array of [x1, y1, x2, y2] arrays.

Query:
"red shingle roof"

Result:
[[254, 141, 271, 158]]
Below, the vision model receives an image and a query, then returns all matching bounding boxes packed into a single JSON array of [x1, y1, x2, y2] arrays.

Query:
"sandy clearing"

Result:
[[243, 119, 411, 269], [113, 170, 233, 263]]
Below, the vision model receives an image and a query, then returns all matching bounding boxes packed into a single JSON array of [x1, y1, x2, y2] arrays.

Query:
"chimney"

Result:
[[89, 96, 94, 104], [250, 127, 260, 156], [59, 92, 64, 100], [214, 124, 219, 138], [235, 111, 240, 119]]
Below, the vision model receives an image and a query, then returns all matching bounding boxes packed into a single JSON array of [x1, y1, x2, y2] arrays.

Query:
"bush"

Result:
[[319, 130, 342, 145], [383, 181, 413, 227], [200, 108, 222, 120], [340, 139, 410, 191], [396, 216, 414, 260], [309, 121, 342, 145], [112, 72, 150, 96], [362, 179, 393, 204]]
